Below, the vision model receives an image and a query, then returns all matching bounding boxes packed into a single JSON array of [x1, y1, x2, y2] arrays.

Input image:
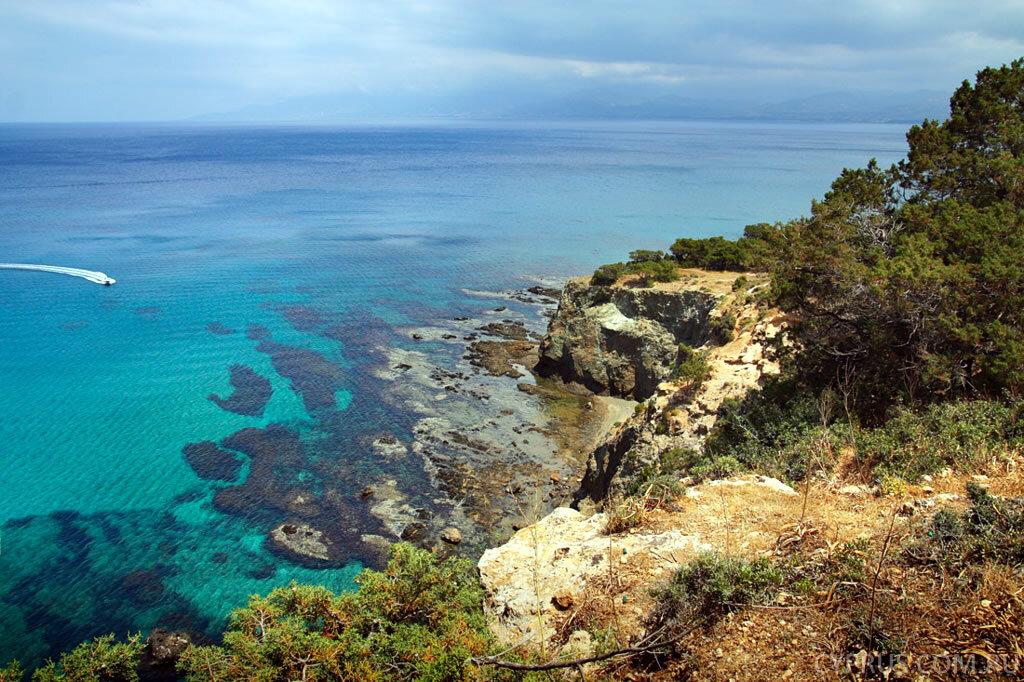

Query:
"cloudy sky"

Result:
[[2, 0, 1023, 121]]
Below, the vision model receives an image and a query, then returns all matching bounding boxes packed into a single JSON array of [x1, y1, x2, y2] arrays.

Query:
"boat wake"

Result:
[[0, 263, 116, 285]]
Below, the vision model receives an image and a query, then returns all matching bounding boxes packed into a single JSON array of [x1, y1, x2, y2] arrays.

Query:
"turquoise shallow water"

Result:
[[0, 120, 908, 665]]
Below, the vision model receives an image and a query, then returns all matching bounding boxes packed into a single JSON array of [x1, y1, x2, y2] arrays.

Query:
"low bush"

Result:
[[590, 256, 680, 286], [855, 399, 1024, 482], [29, 634, 143, 682], [914, 483, 1024, 569], [652, 553, 781, 629], [708, 309, 737, 345], [671, 345, 711, 388], [591, 262, 628, 285], [603, 498, 649, 535]]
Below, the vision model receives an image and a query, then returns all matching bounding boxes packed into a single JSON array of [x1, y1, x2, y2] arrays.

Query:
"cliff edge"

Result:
[[535, 275, 719, 400]]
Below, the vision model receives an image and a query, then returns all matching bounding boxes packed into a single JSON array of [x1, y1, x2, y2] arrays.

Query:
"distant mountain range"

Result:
[[194, 86, 949, 124]]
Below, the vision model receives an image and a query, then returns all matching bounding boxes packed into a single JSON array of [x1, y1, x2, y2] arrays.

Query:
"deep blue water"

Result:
[[0, 120, 907, 666]]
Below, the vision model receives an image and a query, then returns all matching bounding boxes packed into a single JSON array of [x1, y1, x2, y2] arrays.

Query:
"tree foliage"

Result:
[[30, 635, 142, 682], [177, 543, 493, 681], [770, 58, 1024, 416]]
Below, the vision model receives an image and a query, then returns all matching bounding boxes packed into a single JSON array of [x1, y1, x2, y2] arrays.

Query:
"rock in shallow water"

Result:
[[265, 522, 347, 567], [440, 527, 462, 545]]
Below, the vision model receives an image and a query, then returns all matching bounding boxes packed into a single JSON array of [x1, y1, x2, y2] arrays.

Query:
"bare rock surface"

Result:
[[265, 522, 345, 567], [536, 278, 719, 399], [478, 506, 711, 646], [479, 476, 803, 651]]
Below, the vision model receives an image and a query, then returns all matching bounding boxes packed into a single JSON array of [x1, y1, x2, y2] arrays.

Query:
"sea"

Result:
[[0, 120, 908, 666]]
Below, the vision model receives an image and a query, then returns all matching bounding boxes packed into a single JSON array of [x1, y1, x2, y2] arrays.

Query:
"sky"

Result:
[[1, 0, 1023, 122]]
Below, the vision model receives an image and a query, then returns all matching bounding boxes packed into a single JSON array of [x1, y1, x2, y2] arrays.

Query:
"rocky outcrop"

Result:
[[478, 476, 800, 650], [139, 629, 205, 681], [536, 278, 718, 399], [573, 297, 784, 505], [265, 522, 347, 567]]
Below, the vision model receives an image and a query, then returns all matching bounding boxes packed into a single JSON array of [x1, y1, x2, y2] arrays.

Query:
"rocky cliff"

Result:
[[536, 277, 719, 400], [533, 271, 784, 504]]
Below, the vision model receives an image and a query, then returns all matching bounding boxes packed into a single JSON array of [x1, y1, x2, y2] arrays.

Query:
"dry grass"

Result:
[[594, 459, 1024, 680]]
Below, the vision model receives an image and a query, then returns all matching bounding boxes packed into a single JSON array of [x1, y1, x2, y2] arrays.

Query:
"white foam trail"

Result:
[[0, 263, 116, 285]]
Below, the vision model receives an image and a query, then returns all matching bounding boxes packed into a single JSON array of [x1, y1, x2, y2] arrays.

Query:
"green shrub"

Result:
[[628, 249, 668, 264], [702, 377, 830, 481], [670, 236, 749, 271], [731, 275, 749, 292], [177, 544, 493, 682], [914, 484, 1024, 569], [633, 259, 680, 285], [1, 661, 22, 682], [626, 471, 683, 499], [689, 455, 742, 482], [653, 553, 781, 627], [708, 309, 737, 345], [591, 262, 627, 285], [856, 399, 1023, 482], [659, 447, 698, 474], [31, 635, 142, 682], [672, 345, 711, 387]]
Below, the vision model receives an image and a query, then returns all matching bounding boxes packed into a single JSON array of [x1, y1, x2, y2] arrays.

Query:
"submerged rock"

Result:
[[440, 527, 462, 545], [265, 522, 346, 567], [182, 441, 243, 481], [207, 364, 272, 417]]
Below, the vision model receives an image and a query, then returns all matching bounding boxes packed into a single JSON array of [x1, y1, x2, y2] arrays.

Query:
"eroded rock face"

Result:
[[478, 507, 710, 646], [479, 476, 800, 650], [573, 304, 785, 506], [536, 279, 718, 399]]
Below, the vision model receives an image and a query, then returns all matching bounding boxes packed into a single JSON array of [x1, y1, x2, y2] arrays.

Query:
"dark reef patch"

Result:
[[134, 306, 162, 316], [210, 423, 388, 568], [279, 305, 329, 332], [206, 322, 236, 335], [119, 566, 168, 605], [320, 311, 393, 354], [246, 323, 271, 340], [207, 365, 272, 417], [255, 340, 342, 412], [213, 424, 306, 516], [182, 441, 243, 481]]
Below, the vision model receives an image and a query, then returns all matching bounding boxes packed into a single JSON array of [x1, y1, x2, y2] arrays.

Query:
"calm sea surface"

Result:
[[0, 121, 907, 664]]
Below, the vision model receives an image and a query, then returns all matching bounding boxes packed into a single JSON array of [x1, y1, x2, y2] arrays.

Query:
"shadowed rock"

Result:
[[139, 629, 197, 682], [536, 279, 717, 399], [208, 365, 272, 417], [183, 441, 243, 481]]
